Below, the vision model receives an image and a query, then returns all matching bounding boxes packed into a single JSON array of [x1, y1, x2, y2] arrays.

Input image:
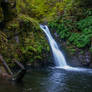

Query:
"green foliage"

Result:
[[49, 19, 75, 39], [20, 31, 50, 63], [0, 31, 8, 49], [69, 33, 90, 48], [0, 0, 50, 65], [77, 16, 92, 30], [68, 33, 80, 43], [49, 16, 92, 48], [1, 0, 92, 66], [16, 0, 75, 22]]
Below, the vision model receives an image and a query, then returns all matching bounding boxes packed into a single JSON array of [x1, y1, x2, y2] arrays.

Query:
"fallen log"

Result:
[[0, 54, 13, 75], [0, 54, 26, 81]]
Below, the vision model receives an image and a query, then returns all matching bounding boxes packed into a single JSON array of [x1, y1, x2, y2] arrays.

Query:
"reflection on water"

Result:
[[0, 68, 92, 92], [0, 79, 23, 92]]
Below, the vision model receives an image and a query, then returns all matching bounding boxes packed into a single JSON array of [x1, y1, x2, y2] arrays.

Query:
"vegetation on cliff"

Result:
[[0, 0, 92, 67], [48, 0, 92, 53], [0, 0, 50, 67]]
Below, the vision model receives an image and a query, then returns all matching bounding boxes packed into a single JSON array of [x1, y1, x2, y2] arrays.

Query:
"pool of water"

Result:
[[0, 68, 92, 92]]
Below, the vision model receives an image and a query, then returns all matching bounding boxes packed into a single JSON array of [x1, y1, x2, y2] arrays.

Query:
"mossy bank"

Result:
[[0, 0, 51, 68]]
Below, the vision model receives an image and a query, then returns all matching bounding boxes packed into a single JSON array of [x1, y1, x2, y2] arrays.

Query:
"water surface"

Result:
[[0, 68, 92, 92]]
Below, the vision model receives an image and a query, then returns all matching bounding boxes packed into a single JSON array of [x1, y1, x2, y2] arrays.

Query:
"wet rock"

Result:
[[54, 32, 59, 37], [68, 56, 82, 67], [89, 63, 92, 68], [78, 51, 91, 67]]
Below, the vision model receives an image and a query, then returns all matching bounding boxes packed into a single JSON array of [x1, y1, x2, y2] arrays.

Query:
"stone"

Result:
[[79, 51, 91, 66]]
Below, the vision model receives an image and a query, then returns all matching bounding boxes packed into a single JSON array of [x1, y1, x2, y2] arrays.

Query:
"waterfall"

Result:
[[40, 25, 70, 69], [40, 24, 92, 72]]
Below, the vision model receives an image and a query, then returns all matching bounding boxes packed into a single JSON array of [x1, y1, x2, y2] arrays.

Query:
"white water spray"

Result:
[[40, 25, 70, 69]]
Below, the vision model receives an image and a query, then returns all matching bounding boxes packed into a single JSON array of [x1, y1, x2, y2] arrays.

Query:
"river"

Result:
[[0, 68, 92, 92]]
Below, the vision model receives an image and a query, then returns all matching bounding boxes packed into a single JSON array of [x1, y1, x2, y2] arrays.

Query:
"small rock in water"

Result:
[[24, 88, 32, 92], [40, 83, 45, 86]]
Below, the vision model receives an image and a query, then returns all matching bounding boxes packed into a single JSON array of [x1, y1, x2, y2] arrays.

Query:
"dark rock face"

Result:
[[66, 49, 92, 68], [68, 55, 82, 67], [78, 51, 91, 67]]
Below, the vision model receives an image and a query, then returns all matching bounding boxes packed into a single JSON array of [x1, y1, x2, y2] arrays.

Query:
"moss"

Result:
[[1, 12, 50, 65], [0, 31, 7, 49], [20, 29, 50, 63]]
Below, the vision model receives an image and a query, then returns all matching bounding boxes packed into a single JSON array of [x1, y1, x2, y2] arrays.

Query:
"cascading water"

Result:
[[40, 25, 70, 69], [40, 24, 92, 72]]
